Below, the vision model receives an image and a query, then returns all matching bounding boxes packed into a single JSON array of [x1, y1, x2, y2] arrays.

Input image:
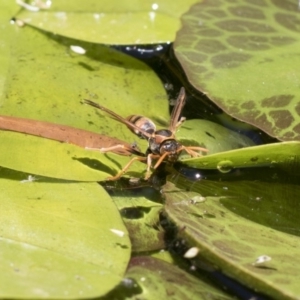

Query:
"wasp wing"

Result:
[[168, 87, 186, 133], [84, 99, 153, 139]]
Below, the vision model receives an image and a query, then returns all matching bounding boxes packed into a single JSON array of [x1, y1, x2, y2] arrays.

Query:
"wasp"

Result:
[[84, 87, 208, 180]]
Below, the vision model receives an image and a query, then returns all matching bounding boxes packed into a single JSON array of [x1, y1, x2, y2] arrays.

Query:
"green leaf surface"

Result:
[[163, 178, 300, 300], [0, 130, 147, 181], [0, 23, 168, 134], [0, 1, 17, 97], [111, 189, 164, 252], [15, 0, 199, 45], [107, 256, 232, 299], [181, 141, 300, 175], [0, 19, 168, 179], [174, 0, 300, 141], [0, 168, 131, 298], [177, 119, 255, 155]]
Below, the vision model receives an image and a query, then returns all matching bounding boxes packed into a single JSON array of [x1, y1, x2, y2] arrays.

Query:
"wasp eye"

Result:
[[160, 139, 180, 154]]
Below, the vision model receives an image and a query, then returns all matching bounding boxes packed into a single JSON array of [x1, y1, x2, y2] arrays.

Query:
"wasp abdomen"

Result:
[[127, 115, 156, 139]]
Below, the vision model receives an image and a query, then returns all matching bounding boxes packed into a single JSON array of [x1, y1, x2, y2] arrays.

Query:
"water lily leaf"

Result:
[[0, 168, 131, 298], [174, 0, 300, 141], [0, 130, 147, 181], [177, 119, 255, 155], [111, 189, 164, 252], [181, 141, 300, 175], [0, 2, 17, 97], [121, 206, 165, 253], [0, 22, 168, 143], [106, 256, 232, 299], [163, 178, 300, 299], [15, 0, 199, 44], [0, 18, 169, 179]]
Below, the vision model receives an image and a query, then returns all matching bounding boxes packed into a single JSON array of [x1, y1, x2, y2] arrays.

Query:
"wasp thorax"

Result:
[[155, 129, 173, 138], [148, 129, 175, 155], [127, 115, 156, 139]]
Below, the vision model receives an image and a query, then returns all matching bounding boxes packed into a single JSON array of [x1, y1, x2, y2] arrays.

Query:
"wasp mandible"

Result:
[[84, 87, 208, 180]]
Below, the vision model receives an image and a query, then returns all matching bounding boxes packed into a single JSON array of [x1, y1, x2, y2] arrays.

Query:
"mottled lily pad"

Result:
[[163, 177, 300, 299], [106, 256, 232, 299], [174, 0, 300, 141], [111, 189, 164, 252]]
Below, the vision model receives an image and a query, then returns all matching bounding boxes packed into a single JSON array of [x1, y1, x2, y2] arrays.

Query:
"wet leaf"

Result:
[[174, 0, 300, 141], [177, 119, 255, 155], [15, 0, 199, 44], [0, 18, 168, 179], [107, 256, 232, 299], [0, 130, 147, 181], [0, 1, 17, 97], [181, 141, 300, 176], [0, 168, 131, 298], [163, 177, 300, 299], [1, 21, 168, 140], [111, 189, 164, 252]]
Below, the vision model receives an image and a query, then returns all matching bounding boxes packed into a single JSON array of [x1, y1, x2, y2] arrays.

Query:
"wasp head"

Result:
[[159, 139, 181, 162]]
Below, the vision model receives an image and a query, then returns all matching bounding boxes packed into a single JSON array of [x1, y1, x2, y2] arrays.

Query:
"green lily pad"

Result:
[[177, 119, 255, 155], [0, 2, 17, 97], [111, 188, 164, 252], [174, 0, 300, 141], [0, 167, 131, 298], [0, 19, 170, 179], [106, 256, 232, 299], [163, 177, 300, 299], [0, 130, 147, 181], [181, 141, 300, 175], [15, 0, 199, 44], [0, 22, 168, 142], [121, 206, 165, 253]]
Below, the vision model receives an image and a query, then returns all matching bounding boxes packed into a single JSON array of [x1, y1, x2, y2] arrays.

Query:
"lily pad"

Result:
[[174, 0, 300, 141], [163, 177, 300, 299], [0, 167, 131, 298], [0, 21, 168, 144], [181, 141, 300, 176], [106, 256, 232, 299], [177, 119, 255, 155], [0, 18, 170, 179], [0, 130, 147, 181], [111, 188, 164, 252], [0, 1, 17, 96], [15, 0, 199, 44]]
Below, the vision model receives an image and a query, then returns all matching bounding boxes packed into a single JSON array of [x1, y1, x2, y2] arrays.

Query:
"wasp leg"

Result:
[[85, 144, 129, 153], [143, 153, 161, 179], [108, 156, 147, 180], [175, 117, 186, 130], [185, 146, 208, 152], [152, 152, 169, 170], [182, 146, 208, 157]]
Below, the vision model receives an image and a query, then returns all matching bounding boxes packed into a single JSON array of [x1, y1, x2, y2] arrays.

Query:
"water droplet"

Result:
[[217, 160, 234, 173]]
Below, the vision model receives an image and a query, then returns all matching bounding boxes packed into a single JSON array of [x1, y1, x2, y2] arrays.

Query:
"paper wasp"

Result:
[[84, 87, 208, 180]]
